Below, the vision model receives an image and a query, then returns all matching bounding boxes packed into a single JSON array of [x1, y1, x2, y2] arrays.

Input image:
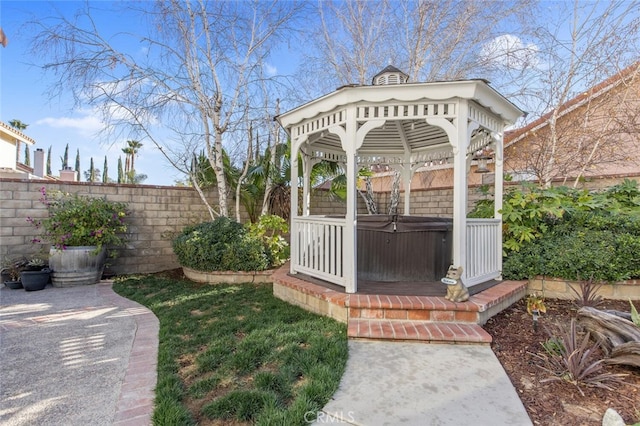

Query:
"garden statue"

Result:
[[441, 265, 469, 302]]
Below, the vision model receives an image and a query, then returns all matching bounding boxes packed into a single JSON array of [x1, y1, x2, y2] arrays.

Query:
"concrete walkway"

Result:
[[313, 340, 532, 425], [0, 282, 158, 426]]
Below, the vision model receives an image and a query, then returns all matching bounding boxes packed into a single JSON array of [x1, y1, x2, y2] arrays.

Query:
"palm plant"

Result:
[[8, 119, 28, 163]]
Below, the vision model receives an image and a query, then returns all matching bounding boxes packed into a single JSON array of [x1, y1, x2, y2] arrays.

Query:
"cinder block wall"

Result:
[[0, 179, 216, 275], [5, 176, 630, 276], [309, 185, 487, 217]]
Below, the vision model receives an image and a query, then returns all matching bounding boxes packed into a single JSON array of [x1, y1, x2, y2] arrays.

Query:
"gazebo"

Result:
[[276, 66, 524, 294]]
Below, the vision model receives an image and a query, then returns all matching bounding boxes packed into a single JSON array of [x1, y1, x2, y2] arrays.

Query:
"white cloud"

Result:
[[264, 63, 277, 77], [480, 34, 539, 70], [36, 111, 103, 136]]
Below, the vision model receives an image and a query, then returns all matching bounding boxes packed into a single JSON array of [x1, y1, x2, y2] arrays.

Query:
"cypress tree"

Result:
[[46, 146, 52, 175], [103, 156, 109, 183], [75, 149, 80, 172], [62, 144, 69, 169], [24, 146, 30, 166], [117, 156, 124, 183], [90, 157, 95, 182]]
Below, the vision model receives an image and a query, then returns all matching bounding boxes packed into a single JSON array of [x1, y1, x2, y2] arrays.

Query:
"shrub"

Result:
[[246, 214, 289, 267], [569, 277, 604, 308], [28, 187, 128, 252], [503, 224, 640, 281], [489, 180, 640, 281], [172, 216, 288, 272]]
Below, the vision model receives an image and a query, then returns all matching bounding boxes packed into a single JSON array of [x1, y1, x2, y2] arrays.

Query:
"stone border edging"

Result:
[[98, 281, 159, 425], [528, 276, 640, 300], [182, 266, 276, 284]]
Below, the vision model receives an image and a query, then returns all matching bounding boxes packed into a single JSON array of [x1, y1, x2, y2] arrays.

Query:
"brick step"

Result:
[[348, 319, 492, 344], [347, 280, 527, 325]]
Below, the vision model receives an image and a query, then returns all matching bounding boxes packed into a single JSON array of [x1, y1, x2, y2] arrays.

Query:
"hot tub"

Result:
[[356, 215, 453, 282]]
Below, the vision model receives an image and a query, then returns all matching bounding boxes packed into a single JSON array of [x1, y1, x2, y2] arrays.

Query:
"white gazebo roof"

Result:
[[277, 79, 523, 166]]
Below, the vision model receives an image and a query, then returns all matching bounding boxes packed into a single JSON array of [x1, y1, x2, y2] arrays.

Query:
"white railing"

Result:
[[292, 216, 501, 290], [292, 216, 346, 287], [465, 218, 502, 286]]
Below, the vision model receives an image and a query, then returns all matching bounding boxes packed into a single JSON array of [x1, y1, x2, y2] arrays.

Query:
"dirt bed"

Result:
[[484, 298, 640, 426]]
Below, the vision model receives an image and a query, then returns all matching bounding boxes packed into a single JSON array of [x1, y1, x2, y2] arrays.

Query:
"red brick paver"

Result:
[[99, 282, 159, 426]]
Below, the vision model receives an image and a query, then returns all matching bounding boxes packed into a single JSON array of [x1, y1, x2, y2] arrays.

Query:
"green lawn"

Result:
[[113, 274, 348, 425]]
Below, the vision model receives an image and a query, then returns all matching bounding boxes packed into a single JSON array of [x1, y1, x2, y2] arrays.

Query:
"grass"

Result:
[[113, 274, 348, 425]]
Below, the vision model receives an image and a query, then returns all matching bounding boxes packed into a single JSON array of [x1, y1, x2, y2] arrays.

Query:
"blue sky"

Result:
[[1, 1, 303, 186], [0, 1, 179, 185], [1, 1, 190, 185], [1, 1, 635, 186]]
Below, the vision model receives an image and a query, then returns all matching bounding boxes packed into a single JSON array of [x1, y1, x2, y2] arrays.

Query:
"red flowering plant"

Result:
[[28, 187, 128, 253]]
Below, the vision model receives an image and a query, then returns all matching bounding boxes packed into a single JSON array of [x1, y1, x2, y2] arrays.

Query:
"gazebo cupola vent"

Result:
[[372, 65, 409, 85]]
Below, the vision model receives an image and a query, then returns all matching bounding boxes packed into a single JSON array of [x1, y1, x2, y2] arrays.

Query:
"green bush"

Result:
[[246, 214, 290, 267], [172, 217, 269, 271], [172, 216, 290, 272], [497, 180, 640, 282], [504, 216, 640, 282]]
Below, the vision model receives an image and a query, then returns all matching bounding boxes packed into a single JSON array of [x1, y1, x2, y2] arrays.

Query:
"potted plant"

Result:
[[28, 187, 128, 287], [1, 257, 27, 289], [20, 257, 51, 291]]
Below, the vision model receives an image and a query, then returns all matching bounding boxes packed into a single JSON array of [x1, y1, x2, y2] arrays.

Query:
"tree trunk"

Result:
[[577, 306, 640, 367], [357, 176, 377, 214], [236, 124, 253, 222], [388, 170, 400, 215]]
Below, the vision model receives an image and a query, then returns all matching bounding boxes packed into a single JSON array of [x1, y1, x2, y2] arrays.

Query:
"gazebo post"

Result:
[[451, 102, 469, 277], [290, 141, 299, 275], [494, 132, 505, 277], [289, 135, 307, 276], [342, 108, 358, 293]]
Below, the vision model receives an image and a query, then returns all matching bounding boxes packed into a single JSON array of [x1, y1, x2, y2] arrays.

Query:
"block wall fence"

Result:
[[0, 179, 216, 275], [2, 174, 632, 276]]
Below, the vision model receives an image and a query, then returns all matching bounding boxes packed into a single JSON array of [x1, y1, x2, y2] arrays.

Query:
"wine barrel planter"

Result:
[[49, 246, 107, 287]]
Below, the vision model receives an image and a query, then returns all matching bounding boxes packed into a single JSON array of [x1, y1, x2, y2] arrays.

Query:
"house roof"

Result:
[[504, 61, 640, 147], [0, 120, 35, 145]]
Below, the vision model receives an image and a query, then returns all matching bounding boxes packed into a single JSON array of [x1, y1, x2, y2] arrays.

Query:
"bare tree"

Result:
[[502, 1, 640, 187], [395, 1, 532, 83], [30, 1, 303, 218], [300, 0, 533, 94]]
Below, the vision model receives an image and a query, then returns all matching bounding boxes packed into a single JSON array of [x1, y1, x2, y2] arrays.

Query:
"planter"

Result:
[[182, 266, 276, 284], [20, 269, 51, 291], [528, 276, 640, 301], [49, 246, 107, 287], [4, 280, 23, 290]]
